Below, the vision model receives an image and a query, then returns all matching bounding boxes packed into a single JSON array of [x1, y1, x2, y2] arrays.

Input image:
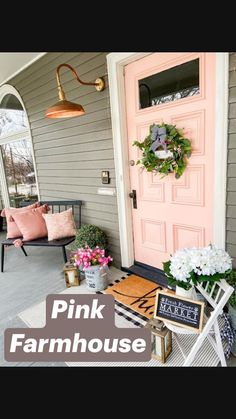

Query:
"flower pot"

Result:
[[228, 305, 236, 357], [175, 285, 196, 300], [84, 265, 107, 292]]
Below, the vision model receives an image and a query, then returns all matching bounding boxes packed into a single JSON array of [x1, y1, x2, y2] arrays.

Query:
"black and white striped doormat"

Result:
[[97, 275, 148, 328]]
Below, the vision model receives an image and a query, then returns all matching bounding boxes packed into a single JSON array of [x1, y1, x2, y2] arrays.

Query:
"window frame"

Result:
[[135, 53, 205, 116], [0, 84, 39, 208], [138, 57, 200, 110]]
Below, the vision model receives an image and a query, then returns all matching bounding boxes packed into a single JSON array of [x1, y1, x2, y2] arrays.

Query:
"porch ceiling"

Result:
[[0, 53, 46, 86]]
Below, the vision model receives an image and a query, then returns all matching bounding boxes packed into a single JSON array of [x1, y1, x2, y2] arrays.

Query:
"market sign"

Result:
[[154, 291, 205, 333]]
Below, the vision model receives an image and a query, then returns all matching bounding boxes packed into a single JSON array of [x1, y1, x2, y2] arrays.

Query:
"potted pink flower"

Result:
[[74, 246, 112, 291]]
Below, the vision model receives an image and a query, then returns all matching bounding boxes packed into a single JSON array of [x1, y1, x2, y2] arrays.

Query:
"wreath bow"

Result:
[[150, 125, 167, 152]]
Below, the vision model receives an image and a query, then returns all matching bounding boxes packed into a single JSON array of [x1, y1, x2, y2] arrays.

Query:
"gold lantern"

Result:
[[63, 262, 80, 287], [145, 318, 172, 364]]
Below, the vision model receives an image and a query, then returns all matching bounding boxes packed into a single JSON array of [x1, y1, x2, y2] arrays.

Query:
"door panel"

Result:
[[125, 52, 215, 269]]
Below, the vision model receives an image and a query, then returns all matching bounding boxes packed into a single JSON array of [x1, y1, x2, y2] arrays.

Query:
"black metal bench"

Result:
[[1, 200, 82, 272]]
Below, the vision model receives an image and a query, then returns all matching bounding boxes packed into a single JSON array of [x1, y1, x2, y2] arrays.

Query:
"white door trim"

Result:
[[213, 53, 229, 249], [107, 53, 151, 267], [0, 84, 40, 207], [107, 52, 229, 267]]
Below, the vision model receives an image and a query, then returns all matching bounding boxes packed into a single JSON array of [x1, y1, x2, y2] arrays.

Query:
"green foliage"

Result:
[[133, 123, 192, 179], [68, 224, 108, 252], [227, 270, 236, 309]]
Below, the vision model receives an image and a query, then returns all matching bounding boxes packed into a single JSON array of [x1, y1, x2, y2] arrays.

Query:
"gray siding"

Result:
[[9, 52, 121, 266], [227, 53, 236, 269]]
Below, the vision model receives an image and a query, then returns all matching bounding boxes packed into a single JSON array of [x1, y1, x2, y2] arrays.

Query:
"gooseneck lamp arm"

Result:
[[56, 63, 105, 100]]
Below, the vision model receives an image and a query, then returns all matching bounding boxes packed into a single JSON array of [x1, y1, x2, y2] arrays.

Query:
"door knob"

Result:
[[129, 160, 135, 166]]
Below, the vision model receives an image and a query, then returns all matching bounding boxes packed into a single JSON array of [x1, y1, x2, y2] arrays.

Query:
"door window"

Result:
[[139, 58, 200, 109]]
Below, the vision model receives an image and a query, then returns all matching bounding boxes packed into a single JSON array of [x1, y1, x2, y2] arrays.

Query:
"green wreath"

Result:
[[133, 123, 192, 179]]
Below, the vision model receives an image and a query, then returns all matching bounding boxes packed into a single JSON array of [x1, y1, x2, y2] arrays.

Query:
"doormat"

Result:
[[103, 274, 164, 319]]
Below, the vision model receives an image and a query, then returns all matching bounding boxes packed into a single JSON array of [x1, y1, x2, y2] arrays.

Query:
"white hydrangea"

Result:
[[169, 245, 232, 283]]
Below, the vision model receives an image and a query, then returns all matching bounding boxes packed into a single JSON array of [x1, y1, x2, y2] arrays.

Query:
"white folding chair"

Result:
[[165, 279, 234, 366]]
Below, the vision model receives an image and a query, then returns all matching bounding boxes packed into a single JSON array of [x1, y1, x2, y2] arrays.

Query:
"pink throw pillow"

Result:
[[11, 206, 48, 241], [1, 202, 41, 239], [42, 208, 76, 241], [1, 202, 40, 218]]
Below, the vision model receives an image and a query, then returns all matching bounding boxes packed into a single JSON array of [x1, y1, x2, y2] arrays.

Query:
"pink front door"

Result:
[[125, 53, 216, 269]]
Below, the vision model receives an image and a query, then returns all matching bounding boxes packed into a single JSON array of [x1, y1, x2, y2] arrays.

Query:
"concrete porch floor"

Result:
[[0, 231, 235, 367], [0, 231, 66, 366]]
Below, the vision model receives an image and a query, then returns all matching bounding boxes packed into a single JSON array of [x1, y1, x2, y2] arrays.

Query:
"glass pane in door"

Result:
[[1, 138, 38, 207], [139, 58, 200, 109]]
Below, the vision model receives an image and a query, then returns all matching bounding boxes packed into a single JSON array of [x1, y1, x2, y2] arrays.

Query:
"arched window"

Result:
[[0, 85, 39, 208]]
